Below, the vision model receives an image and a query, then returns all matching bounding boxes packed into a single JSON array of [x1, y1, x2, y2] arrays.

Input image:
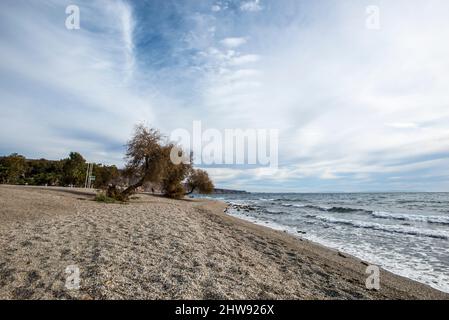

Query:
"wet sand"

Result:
[[0, 185, 447, 299]]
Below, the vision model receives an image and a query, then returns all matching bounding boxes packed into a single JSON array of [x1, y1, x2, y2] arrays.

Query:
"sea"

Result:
[[197, 192, 449, 293]]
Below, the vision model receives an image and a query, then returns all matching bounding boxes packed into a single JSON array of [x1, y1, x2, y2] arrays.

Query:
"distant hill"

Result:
[[213, 188, 249, 194], [191, 187, 248, 195]]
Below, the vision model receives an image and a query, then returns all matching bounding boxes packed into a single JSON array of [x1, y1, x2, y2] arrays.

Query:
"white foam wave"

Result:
[[371, 211, 449, 225], [314, 216, 449, 240]]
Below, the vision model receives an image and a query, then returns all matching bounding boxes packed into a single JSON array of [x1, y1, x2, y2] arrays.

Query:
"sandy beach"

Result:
[[0, 185, 447, 300]]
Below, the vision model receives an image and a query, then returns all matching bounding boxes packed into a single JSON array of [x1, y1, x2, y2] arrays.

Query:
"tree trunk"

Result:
[[185, 186, 195, 195], [120, 156, 150, 198], [120, 178, 144, 198]]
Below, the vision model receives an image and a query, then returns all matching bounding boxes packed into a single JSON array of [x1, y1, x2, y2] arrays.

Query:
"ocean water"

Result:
[[199, 193, 449, 293]]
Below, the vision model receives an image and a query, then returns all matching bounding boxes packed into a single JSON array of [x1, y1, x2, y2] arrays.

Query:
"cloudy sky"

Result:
[[1, 0, 449, 192]]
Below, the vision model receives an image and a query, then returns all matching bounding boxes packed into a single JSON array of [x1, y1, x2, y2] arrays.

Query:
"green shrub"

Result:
[[106, 185, 129, 202], [94, 192, 116, 203]]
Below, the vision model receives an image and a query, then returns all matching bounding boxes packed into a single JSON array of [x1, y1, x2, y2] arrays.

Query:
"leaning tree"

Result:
[[107, 124, 214, 200], [108, 124, 165, 200]]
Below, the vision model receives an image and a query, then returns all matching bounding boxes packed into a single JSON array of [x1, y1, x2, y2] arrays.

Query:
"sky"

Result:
[[1, 0, 449, 192]]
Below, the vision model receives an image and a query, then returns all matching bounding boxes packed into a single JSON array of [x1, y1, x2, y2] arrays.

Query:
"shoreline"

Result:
[[221, 203, 449, 295], [202, 199, 448, 299], [0, 185, 447, 299]]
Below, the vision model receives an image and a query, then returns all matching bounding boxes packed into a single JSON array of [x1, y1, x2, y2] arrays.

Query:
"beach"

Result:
[[0, 185, 447, 300]]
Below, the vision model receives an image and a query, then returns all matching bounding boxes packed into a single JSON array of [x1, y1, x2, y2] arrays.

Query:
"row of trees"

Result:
[[0, 152, 119, 188], [0, 125, 215, 200]]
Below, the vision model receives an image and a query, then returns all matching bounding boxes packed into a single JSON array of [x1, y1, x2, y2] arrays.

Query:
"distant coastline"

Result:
[[212, 188, 250, 194]]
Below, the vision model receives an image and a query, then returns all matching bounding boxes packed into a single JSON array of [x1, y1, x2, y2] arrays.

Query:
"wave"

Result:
[[281, 203, 373, 214], [279, 202, 449, 226], [272, 198, 307, 202], [227, 202, 287, 215], [371, 211, 449, 226], [262, 209, 286, 215], [326, 206, 371, 213], [233, 199, 449, 227], [313, 216, 449, 240], [281, 204, 332, 211], [396, 200, 447, 204], [281, 203, 310, 208]]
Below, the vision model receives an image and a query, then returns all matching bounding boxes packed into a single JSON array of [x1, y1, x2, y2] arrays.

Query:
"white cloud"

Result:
[[117, 0, 135, 79], [220, 37, 247, 48], [229, 54, 260, 65], [386, 122, 419, 129], [0, 0, 155, 164], [240, 0, 263, 12], [225, 69, 261, 81], [193, 1, 449, 191], [2, 0, 449, 192]]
